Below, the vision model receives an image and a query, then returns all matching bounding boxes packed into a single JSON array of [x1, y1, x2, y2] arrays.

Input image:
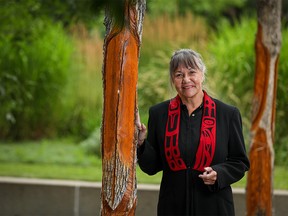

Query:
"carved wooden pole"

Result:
[[101, 0, 146, 215], [246, 0, 282, 215]]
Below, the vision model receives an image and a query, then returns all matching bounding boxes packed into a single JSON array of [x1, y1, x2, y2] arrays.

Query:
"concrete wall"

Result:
[[0, 177, 287, 216]]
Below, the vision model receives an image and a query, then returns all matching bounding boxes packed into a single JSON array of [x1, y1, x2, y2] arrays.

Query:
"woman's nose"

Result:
[[182, 74, 190, 82]]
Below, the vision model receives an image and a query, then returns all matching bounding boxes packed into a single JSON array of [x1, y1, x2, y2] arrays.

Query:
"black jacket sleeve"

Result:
[[211, 107, 250, 190]]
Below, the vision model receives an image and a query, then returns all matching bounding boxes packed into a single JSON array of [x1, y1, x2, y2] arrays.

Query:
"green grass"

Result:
[[0, 163, 101, 181], [0, 140, 287, 190], [0, 163, 162, 184], [0, 139, 98, 166]]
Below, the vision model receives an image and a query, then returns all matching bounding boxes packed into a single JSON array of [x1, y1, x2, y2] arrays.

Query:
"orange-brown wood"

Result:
[[102, 26, 138, 163], [247, 129, 272, 215], [246, 23, 273, 216], [246, 0, 281, 214], [101, 1, 145, 215], [250, 24, 269, 132]]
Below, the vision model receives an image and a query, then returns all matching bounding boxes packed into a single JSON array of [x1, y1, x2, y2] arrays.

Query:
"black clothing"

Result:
[[137, 97, 250, 216]]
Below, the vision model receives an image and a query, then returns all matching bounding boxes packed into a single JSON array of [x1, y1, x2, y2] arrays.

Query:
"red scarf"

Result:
[[164, 91, 216, 172]]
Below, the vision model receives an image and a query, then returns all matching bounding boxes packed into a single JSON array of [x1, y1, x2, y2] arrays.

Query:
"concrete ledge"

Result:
[[0, 177, 287, 216]]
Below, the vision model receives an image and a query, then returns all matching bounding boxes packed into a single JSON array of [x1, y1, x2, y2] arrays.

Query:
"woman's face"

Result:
[[172, 64, 204, 101]]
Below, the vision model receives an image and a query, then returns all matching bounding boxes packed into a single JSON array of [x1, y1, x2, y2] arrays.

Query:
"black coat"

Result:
[[137, 97, 250, 216]]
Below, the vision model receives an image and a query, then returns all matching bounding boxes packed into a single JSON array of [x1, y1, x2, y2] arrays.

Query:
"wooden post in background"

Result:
[[246, 0, 282, 215], [100, 0, 146, 215]]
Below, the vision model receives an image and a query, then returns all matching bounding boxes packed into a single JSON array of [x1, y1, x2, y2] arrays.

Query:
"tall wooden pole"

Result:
[[246, 0, 282, 215], [101, 0, 146, 215]]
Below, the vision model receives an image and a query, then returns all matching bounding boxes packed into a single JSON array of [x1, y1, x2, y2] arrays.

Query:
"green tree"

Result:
[[0, 1, 73, 139]]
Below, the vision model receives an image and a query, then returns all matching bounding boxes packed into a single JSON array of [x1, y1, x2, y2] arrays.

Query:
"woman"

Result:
[[136, 49, 250, 216]]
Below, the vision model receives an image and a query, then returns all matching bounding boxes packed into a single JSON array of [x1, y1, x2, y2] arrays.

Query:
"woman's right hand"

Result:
[[135, 109, 147, 147]]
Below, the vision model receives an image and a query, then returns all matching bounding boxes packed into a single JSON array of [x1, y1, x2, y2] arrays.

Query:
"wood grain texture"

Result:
[[101, 1, 146, 215], [246, 0, 281, 215]]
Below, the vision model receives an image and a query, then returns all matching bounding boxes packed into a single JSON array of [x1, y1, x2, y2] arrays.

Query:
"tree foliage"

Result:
[[206, 18, 288, 166], [1, 0, 287, 149], [147, 0, 255, 27], [0, 1, 73, 139]]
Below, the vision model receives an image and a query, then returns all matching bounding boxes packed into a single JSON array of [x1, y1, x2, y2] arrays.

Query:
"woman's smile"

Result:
[[182, 84, 194, 89], [172, 64, 203, 101]]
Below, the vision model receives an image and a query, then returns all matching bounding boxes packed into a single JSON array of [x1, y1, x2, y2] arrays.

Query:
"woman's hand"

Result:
[[199, 167, 217, 185], [135, 109, 147, 147]]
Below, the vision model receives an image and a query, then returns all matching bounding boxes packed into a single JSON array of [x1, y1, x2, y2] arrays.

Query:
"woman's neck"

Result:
[[180, 91, 204, 115]]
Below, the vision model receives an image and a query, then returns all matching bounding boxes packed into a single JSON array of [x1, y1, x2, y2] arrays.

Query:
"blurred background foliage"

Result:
[[0, 0, 287, 167]]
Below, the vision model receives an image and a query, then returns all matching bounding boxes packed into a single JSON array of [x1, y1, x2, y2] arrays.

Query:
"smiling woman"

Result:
[[136, 48, 250, 215], [169, 49, 206, 113]]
